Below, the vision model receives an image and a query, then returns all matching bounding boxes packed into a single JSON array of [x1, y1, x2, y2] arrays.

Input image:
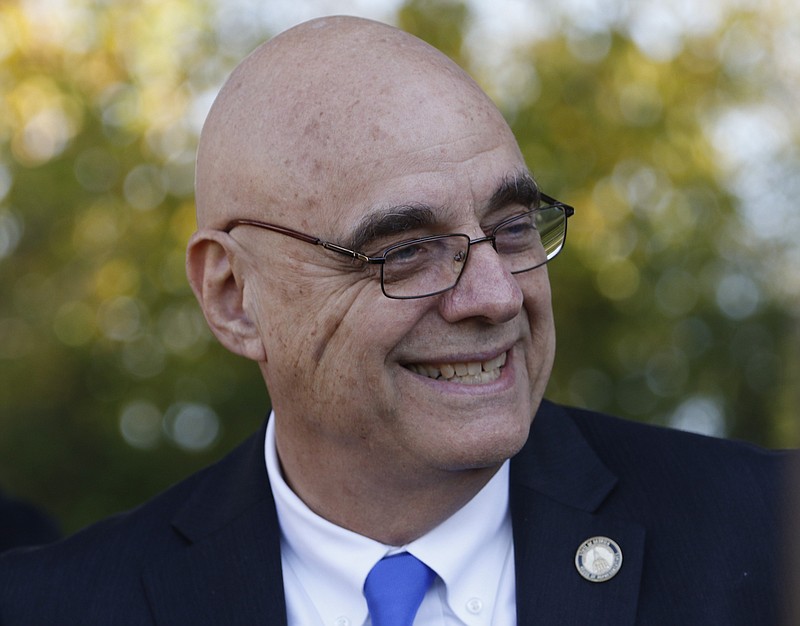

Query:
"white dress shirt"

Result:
[[264, 412, 517, 625]]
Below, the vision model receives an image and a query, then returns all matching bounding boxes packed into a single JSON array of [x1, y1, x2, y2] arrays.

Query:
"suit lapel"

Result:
[[511, 402, 645, 625], [142, 421, 288, 626]]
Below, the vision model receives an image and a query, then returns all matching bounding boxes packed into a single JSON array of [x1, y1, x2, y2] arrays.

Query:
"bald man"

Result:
[[0, 16, 794, 626]]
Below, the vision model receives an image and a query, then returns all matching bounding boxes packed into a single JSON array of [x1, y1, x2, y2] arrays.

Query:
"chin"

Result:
[[443, 418, 532, 471]]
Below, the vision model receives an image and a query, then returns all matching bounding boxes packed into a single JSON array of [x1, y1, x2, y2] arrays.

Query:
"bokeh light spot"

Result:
[[119, 400, 162, 450], [93, 258, 141, 299], [97, 295, 144, 341], [715, 273, 761, 320], [0, 209, 23, 260], [668, 396, 726, 437], [11, 102, 78, 166], [72, 202, 124, 251], [163, 402, 220, 452], [123, 164, 167, 211], [158, 304, 209, 356]]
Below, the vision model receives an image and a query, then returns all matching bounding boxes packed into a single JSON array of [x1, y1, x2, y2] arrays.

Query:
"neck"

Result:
[[275, 432, 501, 546]]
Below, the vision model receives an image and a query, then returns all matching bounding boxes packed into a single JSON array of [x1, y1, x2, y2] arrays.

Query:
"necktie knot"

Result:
[[364, 552, 435, 626]]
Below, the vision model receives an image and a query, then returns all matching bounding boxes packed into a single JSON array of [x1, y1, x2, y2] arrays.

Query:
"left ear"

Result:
[[186, 229, 267, 362]]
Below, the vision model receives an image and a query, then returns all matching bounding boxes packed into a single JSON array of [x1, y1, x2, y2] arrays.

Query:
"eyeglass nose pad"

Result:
[[451, 249, 468, 276]]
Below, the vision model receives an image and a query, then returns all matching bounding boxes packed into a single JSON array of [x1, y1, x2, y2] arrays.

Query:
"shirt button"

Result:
[[466, 597, 483, 614], [334, 617, 350, 626]]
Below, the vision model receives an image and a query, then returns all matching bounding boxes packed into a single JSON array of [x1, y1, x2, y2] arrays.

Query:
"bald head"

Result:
[[195, 16, 517, 230]]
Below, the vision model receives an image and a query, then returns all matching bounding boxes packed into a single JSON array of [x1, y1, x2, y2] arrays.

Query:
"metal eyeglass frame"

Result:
[[223, 192, 575, 299]]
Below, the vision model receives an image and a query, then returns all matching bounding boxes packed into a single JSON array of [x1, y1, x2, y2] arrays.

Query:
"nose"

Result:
[[437, 237, 524, 324]]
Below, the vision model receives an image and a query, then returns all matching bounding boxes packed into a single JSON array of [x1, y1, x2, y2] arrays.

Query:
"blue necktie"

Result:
[[364, 552, 436, 626]]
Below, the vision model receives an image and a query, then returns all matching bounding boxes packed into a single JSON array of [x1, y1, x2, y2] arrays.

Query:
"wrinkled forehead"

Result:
[[195, 16, 523, 233]]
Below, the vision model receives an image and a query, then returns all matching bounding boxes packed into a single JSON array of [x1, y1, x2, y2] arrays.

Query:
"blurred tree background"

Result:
[[1, 0, 798, 534]]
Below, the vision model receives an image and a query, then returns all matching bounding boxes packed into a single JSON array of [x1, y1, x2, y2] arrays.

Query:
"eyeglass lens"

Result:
[[380, 206, 567, 298]]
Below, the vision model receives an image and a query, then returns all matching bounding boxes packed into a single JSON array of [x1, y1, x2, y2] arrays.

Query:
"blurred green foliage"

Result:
[[0, 0, 798, 534]]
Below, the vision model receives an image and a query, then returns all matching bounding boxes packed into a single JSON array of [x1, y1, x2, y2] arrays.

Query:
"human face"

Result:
[[233, 112, 556, 484]]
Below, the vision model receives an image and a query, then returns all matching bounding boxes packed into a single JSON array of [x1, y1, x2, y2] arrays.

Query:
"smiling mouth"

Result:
[[404, 351, 508, 385]]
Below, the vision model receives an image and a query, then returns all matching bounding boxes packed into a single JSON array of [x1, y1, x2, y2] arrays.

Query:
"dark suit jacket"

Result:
[[0, 401, 793, 625], [0, 491, 60, 554]]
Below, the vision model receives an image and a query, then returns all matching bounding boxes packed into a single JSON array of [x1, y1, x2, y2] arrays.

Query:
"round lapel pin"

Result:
[[575, 536, 623, 582]]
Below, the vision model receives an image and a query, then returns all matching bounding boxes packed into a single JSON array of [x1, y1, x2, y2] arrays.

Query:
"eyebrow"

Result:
[[347, 170, 541, 253], [486, 170, 541, 214], [348, 204, 437, 252]]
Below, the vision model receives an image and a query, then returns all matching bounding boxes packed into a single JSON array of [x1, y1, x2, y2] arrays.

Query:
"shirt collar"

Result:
[[265, 411, 512, 625], [408, 460, 512, 623]]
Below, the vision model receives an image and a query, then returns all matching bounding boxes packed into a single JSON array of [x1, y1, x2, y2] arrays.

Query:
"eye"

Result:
[[497, 212, 536, 235], [395, 243, 420, 259], [383, 236, 466, 280], [483, 204, 535, 232], [385, 240, 431, 268], [505, 219, 536, 237]]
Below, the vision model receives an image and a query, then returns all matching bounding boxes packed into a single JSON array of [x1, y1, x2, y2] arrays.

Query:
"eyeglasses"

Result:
[[224, 193, 574, 299]]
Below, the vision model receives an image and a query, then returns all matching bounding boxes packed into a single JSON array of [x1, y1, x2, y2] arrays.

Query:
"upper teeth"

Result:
[[406, 352, 507, 384]]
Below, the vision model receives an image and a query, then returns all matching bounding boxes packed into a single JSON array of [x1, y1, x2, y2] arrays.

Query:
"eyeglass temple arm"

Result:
[[224, 218, 376, 264], [319, 242, 376, 264]]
